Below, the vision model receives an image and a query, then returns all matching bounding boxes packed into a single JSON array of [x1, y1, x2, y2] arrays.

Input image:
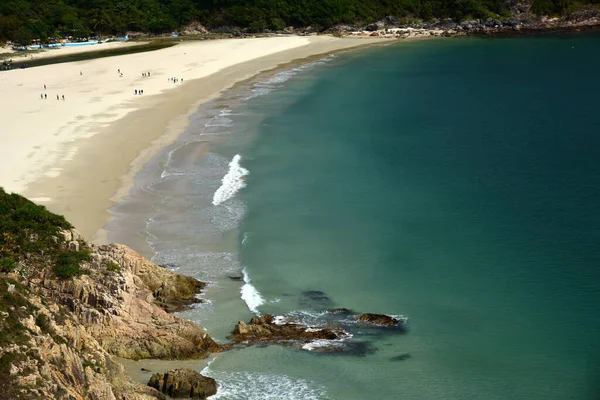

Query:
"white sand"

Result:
[[0, 37, 313, 194], [0, 35, 388, 238]]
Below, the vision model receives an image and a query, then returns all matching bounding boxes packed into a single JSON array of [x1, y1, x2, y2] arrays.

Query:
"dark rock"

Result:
[[141, 368, 152, 372], [390, 353, 412, 361], [365, 23, 379, 31], [228, 275, 244, 281], [148, 369, 217, 399], [229, 314, 342, 345], [326, 308, 352, 315], [356, 313, 404, 327]]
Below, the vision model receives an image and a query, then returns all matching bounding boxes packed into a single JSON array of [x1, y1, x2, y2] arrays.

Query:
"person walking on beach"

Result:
[[44, 94, 47, 99], [62, 95, 65, 100], [56, 95, 59, 100], [43, 84, 46, 90], [40, 93, 43, 100]]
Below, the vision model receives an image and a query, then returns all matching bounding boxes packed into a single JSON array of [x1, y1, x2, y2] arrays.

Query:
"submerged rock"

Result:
[[228, 275, 244, 281], [390, 353, 412, 361], [148, 369, 217, 399], [326, 308, 352, 314], [299, 290, 334, 309]]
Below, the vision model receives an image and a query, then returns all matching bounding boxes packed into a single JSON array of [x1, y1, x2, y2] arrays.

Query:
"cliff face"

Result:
[[0, 219, 220, 399]]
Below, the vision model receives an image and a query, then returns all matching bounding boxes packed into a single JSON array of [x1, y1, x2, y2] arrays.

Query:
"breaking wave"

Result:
[[203, 367, 329, 400], [212, 154, 249, 206], [240, 267, 265, 314]]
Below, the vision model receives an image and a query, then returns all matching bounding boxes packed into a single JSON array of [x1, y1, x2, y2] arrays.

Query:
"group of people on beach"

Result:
[[40, 84, 64, 100], [36, 67, 185, 101]]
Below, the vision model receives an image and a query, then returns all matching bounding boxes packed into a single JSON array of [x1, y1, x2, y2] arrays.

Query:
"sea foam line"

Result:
[[212, 154, 249, 206], [240, 267, 265, 314]]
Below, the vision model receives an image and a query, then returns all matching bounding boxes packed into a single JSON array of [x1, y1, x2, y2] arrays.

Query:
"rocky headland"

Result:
[[328, 7, 600, 39], [0, 188, 220, 399]]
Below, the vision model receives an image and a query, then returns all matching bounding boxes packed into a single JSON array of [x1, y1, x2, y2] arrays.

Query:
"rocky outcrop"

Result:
[[356, 313, 404, 327], [229, 314, 341, 344], [0, 276, 166, 400], [328, 7, 600, 39], [148, 369, 217, 399], [0, 191, 223, 399], [1, 230, 220, 398], [26, 240, 221, 361]]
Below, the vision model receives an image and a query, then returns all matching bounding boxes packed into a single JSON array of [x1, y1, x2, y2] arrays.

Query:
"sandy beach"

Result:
[[0, 35, 387, 240]]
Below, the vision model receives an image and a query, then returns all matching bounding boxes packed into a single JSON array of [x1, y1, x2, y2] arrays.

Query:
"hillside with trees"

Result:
[[0, 0, 598, 43]]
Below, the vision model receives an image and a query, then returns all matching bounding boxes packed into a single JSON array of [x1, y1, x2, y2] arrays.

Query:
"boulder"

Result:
[[230, 314, 341, 344], [148, 369, 217, 399], [356, 313, 403, 327]]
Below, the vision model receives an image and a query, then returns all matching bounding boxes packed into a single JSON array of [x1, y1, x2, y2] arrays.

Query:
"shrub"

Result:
[[35, 313, 51, 334], [0, 187, 72, 261], [105, 261, 120, 273], [0, 258, 16, 273], [54, 250, 91, 279]]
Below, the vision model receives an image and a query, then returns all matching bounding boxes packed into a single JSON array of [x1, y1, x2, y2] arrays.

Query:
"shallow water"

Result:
[[110, 34, 600, 399]]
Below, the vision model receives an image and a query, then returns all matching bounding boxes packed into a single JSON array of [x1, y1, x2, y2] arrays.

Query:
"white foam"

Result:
[[389, 314, 409, 324], [212, 154, 249, 206], [202, 367, 328, 400], [304, 327, 323, 332], [302, 331, 353, 352], [240, 267, 265, 314]]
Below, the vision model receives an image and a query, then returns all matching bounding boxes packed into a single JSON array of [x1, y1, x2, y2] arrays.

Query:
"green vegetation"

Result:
[[0, 257, 16, 273], [105, 261, 120, 273], [0, 187, 72, 260], [0, 187, 91, 280], [1, 0, 597, 44], [0, 278, 35, 348], [54, 250, 91, 279]]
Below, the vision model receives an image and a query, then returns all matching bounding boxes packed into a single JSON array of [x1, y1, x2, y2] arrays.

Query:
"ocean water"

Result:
[[108, 33, 600, 399]]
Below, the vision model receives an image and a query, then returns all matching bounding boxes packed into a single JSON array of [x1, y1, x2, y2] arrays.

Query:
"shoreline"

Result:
[[1, 40, 150, 63], [0, 35, 390, 241]]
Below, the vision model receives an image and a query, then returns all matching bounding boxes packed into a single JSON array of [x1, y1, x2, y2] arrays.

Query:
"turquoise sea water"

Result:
[[110, 33, 600, 399]]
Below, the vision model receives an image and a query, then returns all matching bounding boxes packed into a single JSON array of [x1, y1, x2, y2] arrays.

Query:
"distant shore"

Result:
[[1, 40, 149, 63], [0, 35, 390, 241]]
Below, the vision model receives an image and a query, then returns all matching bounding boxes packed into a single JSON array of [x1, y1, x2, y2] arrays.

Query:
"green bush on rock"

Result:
[[54, 250, 91, 279], [105, 261, 120, 273]]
